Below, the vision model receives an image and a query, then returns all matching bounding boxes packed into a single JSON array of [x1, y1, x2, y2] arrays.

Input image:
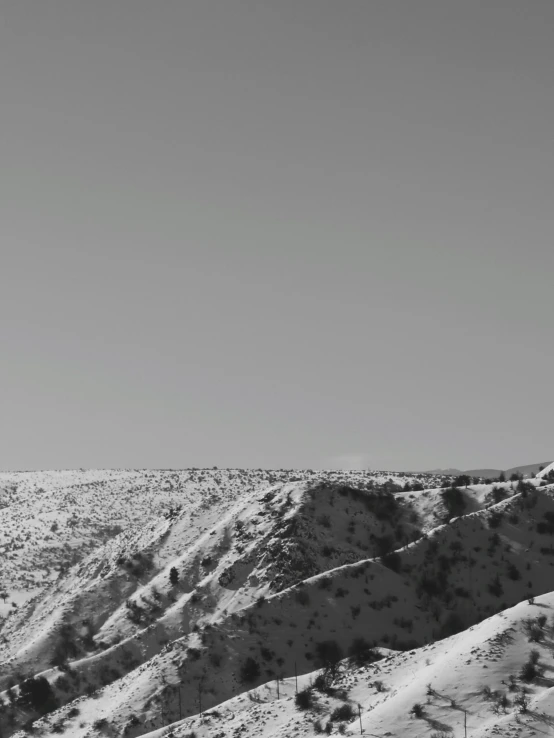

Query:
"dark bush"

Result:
[[330, 703, 355, 721], [519, 661, 538, 682], [507, 563, 521, 580], [239, 657, 261, 684], [523, 621, 543, 643], [491, 486, 508, 504], [348, 638, 381, 666], [441, 487, 466, 519], [315, 641, 343, 674], [314, 672, 334, 693], [18, 676, 58, 715], [260, 647, 274, 662], [295, 687, 314, 710], [454, 475, 471, 488]]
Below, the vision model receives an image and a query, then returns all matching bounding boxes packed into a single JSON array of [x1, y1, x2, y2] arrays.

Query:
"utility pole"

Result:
[[276, 678, 279, 699], [198, 681, 203, 722], [464, 708, 467, 738], [358, 703, 363, 734]]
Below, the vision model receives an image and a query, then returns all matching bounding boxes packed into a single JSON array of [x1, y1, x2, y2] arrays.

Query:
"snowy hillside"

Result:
[[2, 468, 554, 737], [137, 591, 554, 738], [0, 468, 444, 606]]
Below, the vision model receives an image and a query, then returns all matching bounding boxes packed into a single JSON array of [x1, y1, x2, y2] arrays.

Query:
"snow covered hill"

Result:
[[0, 468, 444, 607], [136, 591, 554, 738], [2, 468, 554, 737]]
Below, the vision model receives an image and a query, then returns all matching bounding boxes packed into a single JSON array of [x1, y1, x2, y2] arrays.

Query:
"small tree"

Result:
[[410, 703, 424, 718], [497, 693, 510, 712], [169, 567, 179, 587], [515, 691, 529, 713], [454, 475, 471, 489]]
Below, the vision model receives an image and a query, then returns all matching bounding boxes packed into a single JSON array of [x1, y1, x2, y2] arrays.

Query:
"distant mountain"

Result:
[[425, 467, 462, 475], [463, 467, 505, 478], [506, 461, 552, 478], [465, 462, 552, 478], [425, 461, 552, 479]]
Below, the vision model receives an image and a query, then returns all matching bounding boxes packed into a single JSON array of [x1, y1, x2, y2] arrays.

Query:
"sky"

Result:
[[0, 1, 553, 472]]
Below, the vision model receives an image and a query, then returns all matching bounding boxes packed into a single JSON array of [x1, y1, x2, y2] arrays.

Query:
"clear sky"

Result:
[[1, 1, 553, 472]]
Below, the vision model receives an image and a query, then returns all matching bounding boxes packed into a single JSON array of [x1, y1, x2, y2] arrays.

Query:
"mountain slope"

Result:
[[135, 591, 554, 738], [3, 470, 554, 737], [0, 467, 446, 609]]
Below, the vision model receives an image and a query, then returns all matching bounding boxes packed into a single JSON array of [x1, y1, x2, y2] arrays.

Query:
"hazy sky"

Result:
[[1, 1, 553, 472]]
